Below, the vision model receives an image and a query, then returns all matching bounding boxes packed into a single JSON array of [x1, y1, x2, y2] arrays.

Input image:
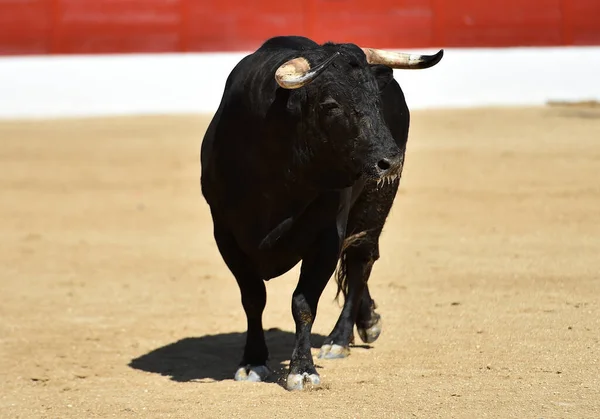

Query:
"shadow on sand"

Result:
[[128, 328, 330, 384]]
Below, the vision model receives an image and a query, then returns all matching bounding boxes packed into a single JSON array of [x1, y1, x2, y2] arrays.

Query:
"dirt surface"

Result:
[[1, 107, 599, 418]]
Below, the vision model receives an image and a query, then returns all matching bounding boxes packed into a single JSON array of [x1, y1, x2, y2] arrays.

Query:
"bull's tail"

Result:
[[335, 249, 349, 302], [334, 231, 368, 302]]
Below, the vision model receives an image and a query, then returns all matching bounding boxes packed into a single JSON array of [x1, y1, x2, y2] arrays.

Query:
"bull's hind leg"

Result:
[[318, 233, 382, 358], [213, 223, 270, 382], [356, 282, 382, 344], [319, 182, 398, 359]]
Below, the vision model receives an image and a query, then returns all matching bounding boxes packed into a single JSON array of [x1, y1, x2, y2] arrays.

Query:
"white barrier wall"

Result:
[[1, 47, 599, 119]]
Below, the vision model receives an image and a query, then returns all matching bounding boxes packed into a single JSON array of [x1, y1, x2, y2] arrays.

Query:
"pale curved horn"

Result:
[[361, 48, 444, 69], [275, 52, 340, 89]]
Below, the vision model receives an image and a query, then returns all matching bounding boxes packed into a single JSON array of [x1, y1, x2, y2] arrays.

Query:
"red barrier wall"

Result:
[[1, 0, 600, 55]]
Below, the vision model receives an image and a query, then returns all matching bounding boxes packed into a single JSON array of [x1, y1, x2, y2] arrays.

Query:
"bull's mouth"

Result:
[[364, 160, 403, 188], [375, 172, 400, 188]]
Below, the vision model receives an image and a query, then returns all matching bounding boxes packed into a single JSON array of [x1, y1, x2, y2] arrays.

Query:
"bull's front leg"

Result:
[[286, 224, 343, 391], [213, 222, 270, 382]]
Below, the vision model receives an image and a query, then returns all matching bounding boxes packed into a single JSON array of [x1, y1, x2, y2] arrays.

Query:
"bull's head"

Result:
[[273, 44, 443, 188]]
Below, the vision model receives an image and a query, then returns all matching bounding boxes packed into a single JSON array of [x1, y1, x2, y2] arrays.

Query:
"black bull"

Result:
[[200, 36, 443, 390]]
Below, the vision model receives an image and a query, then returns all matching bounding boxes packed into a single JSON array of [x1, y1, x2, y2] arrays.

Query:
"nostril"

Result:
[[377, 159, 391, 172]]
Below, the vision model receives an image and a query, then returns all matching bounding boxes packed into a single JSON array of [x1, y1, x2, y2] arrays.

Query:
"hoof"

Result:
[[318, 343, 350, 359], [234, 365, 270, 382], [357, 315, 382, 344], [286, 372, 321, 391]]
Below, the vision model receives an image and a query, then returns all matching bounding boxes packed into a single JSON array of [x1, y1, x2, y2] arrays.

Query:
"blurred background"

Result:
[[1, 0, 600, 118], [1, 0, 600, 54]]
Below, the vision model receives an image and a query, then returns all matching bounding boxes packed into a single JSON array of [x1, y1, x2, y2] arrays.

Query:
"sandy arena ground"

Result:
[[1, 106, 599, 418]]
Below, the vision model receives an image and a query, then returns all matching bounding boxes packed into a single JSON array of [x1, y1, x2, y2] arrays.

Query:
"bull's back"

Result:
[[201, 37, 319, 205]]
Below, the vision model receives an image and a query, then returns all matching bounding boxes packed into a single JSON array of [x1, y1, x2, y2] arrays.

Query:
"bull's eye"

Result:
[[320, 98, 339, 111]]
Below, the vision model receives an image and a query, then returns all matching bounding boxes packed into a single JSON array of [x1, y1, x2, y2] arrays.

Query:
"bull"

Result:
[[200, 35, 443, 390]]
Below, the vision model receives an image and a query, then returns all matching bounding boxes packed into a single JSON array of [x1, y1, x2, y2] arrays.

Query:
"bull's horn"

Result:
[[361, 48, 444, 69], [275, 52, 340, 89]]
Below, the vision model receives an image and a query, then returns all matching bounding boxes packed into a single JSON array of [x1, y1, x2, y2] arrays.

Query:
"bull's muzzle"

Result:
[[372, 153, 403, 186]]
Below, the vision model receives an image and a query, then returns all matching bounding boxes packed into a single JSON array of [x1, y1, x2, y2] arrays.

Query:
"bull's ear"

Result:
[[370, 64, 394, 92], [286, 89, 305, 116]]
